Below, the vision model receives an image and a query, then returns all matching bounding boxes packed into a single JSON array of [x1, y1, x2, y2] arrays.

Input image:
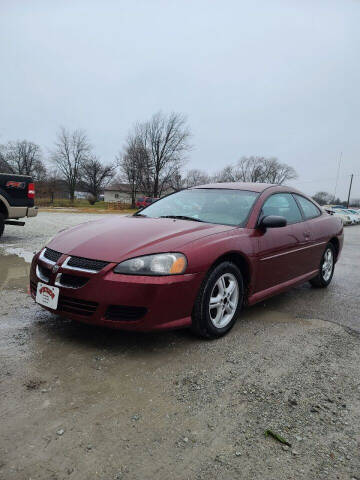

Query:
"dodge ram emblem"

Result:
[[52, 264, 59, 274]]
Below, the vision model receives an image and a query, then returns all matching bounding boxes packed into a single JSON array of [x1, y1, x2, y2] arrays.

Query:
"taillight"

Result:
[[28, 182, 35, 199]]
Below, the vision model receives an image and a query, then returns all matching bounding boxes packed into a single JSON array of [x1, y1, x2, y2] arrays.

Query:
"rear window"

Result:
[[294, 195, 321, 220]]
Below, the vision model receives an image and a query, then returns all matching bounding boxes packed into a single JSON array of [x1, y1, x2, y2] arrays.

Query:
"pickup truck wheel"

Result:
[[0, 213, 5, 237], [191, 261, 244, 339]]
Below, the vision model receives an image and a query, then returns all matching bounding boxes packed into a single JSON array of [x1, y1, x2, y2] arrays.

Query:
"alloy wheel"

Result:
[[322, 248, 334, 282], [208, 273, 239, 328]]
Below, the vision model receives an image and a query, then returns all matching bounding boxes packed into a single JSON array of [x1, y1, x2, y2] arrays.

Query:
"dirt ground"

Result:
[[0, 213, 359, 480]]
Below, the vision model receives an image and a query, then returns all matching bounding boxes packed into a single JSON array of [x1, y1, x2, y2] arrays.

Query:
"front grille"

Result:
[[44, 248, 62, 263], [57, 273, 89, 289], [105, 305, 147, 321], [58, 296, 98, 317], [67, 256, 109, 272]]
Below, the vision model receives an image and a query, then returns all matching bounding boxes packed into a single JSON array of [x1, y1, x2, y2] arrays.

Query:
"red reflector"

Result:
[[28, 182, 35, 199]]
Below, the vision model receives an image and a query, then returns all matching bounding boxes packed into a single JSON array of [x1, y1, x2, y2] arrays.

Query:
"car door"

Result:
[[254, 192, 310, 293], [293, 194, 326, 268]]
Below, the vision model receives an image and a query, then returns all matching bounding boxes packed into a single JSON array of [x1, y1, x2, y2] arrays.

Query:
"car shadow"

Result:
[[31, 279, 329, 356], [33, 310, 200, 355], [0, 234, 26, 243]]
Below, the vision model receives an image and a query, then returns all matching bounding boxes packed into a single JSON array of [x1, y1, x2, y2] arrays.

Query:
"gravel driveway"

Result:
[[0, 212, 359, 480]]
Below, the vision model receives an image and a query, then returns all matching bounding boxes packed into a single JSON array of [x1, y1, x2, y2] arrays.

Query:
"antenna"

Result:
[[333, 152, 342, 200]]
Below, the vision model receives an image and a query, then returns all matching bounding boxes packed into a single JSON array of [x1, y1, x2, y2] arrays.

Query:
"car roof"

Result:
[[192, 182, 300, 193]]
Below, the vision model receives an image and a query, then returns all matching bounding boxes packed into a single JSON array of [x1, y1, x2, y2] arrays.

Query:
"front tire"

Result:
[[310, 243, 335, 288], [191, 261, 244, 339], [0, 213, 5, 238]]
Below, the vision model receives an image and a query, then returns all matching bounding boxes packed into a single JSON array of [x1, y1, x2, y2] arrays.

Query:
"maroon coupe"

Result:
[[30, 183, 343, 338]]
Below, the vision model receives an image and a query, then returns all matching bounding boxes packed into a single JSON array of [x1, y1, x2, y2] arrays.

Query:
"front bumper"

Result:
[[30, 252, 204, 331]]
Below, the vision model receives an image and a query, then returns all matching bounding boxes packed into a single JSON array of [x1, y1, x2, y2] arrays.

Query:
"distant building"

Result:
[[104, 183, 175, 203], [104, 183, 143, 203]]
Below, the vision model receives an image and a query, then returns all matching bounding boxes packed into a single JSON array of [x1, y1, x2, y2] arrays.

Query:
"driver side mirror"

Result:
[[258, 215, 287, 231]]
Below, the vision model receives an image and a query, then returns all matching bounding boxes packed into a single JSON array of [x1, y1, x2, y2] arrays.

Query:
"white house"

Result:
[[104, 183, 175, 203], [104, 184, 145, 203]]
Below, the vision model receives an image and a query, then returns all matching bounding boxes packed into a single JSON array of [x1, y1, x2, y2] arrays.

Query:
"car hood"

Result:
[[47, 216, 235, 263]]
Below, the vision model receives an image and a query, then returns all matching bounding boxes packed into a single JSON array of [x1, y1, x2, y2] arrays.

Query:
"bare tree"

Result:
[[44, 169, 62, 204], [213, 165, 237, 183], [168, 168, 184, 192], [0, 145, 12, 173], [126, 112, 191, 197], [35, 168, 63, 203], [183, 169, 211, 188], [311, 191, 343, 206], [1, 140, 46, 179], [234, 157, 264, 182], [262, 158, 298, 184], [51, 127, 91, 202], [33, 159, 47, 181], [214, 156, 297, 185], [81, 156, 116, 204], [168, 168, 211, 192], [149, 112, 191, 196], [117, 133, 149, 207]]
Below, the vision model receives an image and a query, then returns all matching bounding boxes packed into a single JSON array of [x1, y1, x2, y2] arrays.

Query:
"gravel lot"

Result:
[[0, 212, 360, 480]]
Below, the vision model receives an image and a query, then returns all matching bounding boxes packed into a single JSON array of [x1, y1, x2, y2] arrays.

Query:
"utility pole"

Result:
[[346, 174, 354, 208]]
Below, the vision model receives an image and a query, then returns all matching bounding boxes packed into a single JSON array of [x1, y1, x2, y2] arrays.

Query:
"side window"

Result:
[[261, 193, 302, 224], [294, 195, 321, 220]]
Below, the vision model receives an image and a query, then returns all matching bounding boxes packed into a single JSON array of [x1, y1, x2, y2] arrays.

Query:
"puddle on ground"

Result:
[[0, 253, 30, 292], [0, 246, 35, 263]]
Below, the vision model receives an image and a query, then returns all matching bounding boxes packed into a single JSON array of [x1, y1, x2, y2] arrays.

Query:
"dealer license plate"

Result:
[[36, 282, 59, 310]]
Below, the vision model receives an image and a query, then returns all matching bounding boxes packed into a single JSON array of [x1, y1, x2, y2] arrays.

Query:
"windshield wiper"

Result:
[[159, 215, 204, 222], [133, 213, 148, 217]]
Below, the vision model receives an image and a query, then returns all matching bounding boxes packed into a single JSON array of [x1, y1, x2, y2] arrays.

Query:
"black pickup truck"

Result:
[[0, 173, 38, 237]]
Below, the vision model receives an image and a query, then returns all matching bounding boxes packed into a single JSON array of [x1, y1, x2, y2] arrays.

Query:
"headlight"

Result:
[[113, 253, 187, 276]]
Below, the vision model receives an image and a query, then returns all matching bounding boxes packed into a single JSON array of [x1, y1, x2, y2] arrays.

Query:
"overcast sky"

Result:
[[1, 0, 359, 198]]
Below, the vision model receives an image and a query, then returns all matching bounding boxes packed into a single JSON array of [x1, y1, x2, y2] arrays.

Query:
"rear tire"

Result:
[[0, 213, 5, 238], [310, 243, 335, 288], [191, 261, 244, 339]]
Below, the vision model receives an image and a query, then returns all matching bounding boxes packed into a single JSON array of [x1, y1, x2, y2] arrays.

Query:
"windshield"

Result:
[[136, 188, 259, 226]]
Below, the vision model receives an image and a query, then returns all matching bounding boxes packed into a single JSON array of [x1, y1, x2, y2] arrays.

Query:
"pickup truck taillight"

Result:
[[28, 183, 35, 199]]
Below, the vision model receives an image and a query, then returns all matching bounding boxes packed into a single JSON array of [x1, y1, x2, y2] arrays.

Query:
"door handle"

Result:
[[303, 231, 310, 240]]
